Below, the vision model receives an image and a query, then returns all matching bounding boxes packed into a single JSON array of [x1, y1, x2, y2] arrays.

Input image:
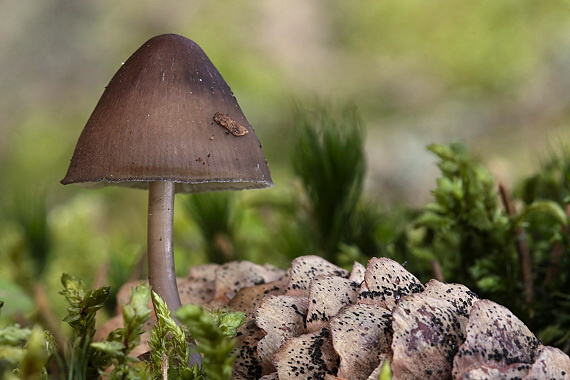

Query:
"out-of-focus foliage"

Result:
[[0, 323, 53, 380], [410, 143, 516, 293], [517, 147, 570, 205], [183, 192, 238, 264], [15, 326, 52, 380], [0, 299, 55, 380], [331, 1, 565, 92], [0, 280, 33, 320], [292, 105, 366, 263], [0, 296, 56, 377], [515, 149, 570, 351], [10, 191, 52, 281]]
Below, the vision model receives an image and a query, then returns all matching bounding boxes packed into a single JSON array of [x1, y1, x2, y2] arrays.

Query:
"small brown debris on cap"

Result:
[[306, 275, 360, 333], [452, 299, 540, 378], [391, 280, 478, 379], [330, 304, 392, 380], [357, 257, 424, 310], [286, 255, 349, 297], [273, 327, 338, 380], [214, 112, 249, 136], [213, 261, 285, 302], [525, 345, 570, 379], [255, 295, 309, 374]]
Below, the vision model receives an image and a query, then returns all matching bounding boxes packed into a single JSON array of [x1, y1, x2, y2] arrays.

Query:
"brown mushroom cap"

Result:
[[61, 34, 272, 193]]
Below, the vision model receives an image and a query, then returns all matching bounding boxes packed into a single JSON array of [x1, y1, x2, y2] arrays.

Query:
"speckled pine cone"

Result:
[[97, 256, 570, 379]]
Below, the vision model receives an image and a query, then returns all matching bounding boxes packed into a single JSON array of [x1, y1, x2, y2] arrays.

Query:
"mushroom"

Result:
[[61, 34, 272, 322]]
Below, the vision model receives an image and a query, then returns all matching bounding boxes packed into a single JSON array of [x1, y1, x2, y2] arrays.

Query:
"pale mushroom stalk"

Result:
[[147, 181, 181, 311], [147, 181, 202, 366]]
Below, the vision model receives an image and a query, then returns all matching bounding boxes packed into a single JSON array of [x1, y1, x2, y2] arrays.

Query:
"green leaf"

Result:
[[475, 275, 502, 292], [415, 211, 451, 229], [59, 273, 86, 305], [18, 326, 49, 380], [217, 311, 246, 337], [90, 341, 126, 357], [427, 143, 454, 160], [517, 201, 567, 226], [379, 360, 392, 380], [91, 284, 151, 378]]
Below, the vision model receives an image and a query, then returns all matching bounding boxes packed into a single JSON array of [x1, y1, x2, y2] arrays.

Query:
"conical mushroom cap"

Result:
[[61, 34, 272, 193]]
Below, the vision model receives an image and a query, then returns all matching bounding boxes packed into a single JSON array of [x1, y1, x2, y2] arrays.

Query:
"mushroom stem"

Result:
[[148, 181, 202, 366], [147, 180, 182, 312]]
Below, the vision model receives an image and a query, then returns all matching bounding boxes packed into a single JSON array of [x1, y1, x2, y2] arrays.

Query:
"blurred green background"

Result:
[[1, 0, 570, 337]]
